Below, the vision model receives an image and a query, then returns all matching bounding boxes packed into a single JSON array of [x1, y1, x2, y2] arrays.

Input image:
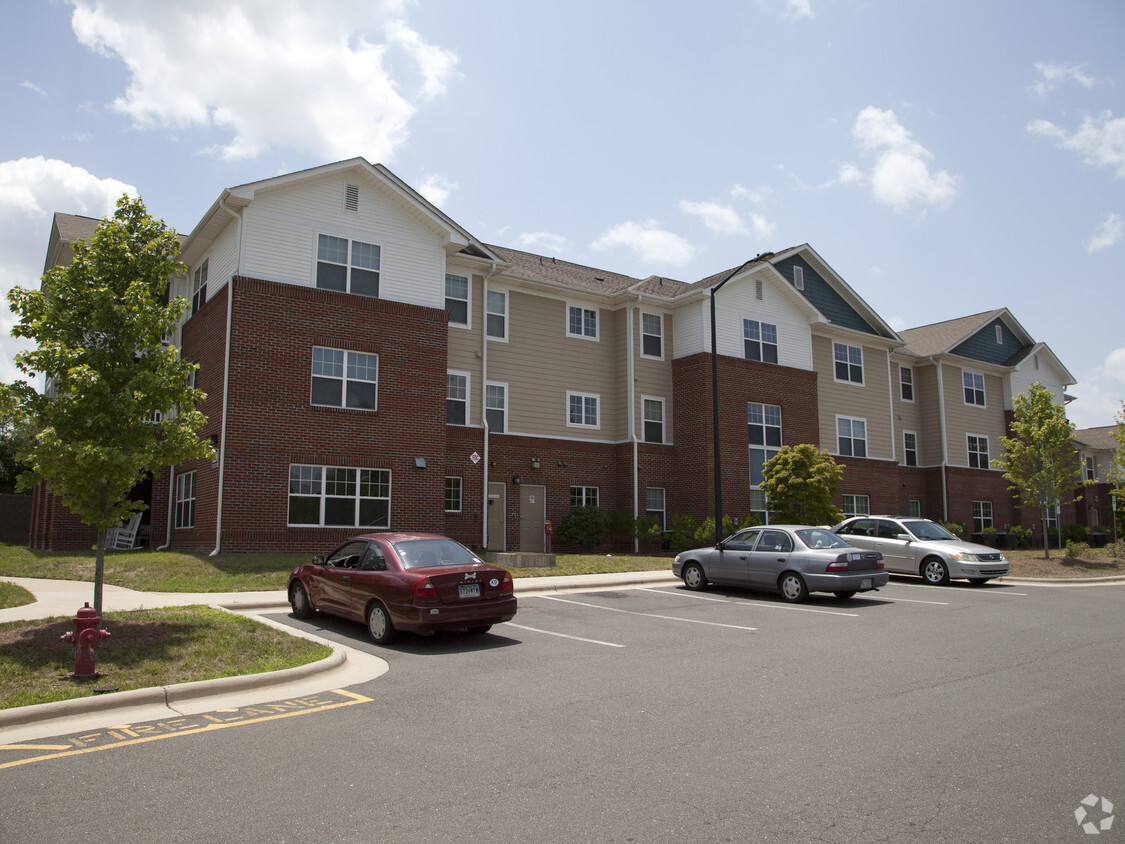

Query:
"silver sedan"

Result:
[[672, 525, 888, 602]]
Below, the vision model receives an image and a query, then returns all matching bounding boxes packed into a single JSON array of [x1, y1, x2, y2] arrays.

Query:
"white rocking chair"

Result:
[[105, 512, 143, 550]]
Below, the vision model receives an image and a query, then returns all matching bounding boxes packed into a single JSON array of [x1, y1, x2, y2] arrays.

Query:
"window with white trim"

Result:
[[1085, 456, 1096, 482], [837, 416, 867, 458], [641, 313, 663, 358], [834, 342, 864, 384], [973, 501, 993, 533], [842, 494, 870, 518], [643, 397, 664, 444], [192, 259, 208, 313], [568, 304, 598, 339], [646, 487, 666, 531], [567, 392, 599, 429], [447, 372, 468, 425], [908, 499, 922, 518], [288, 465, 390, 528], [311, 347, 377, 410], [570, 486, 599, 508], [445, 477, 462, 513], [174, 471, 196, 529], [903, 431, 918, 467], [743, 320, 778, 364], [900, 366, 914, 401], [445, 274, 469, 326], [749, 403, 782, 488], [486, 290, 507, 340], [485, 382, 506, 432], [967, 434, 989, 469], [963, 371, 985, 407], [316, 234, 380, 297]]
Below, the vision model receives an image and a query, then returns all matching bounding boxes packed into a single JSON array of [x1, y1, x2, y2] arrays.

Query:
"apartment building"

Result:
[[28, 158, 1077, 552]]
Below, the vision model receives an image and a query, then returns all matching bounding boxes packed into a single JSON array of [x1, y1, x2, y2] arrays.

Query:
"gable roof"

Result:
[[1074, 426, 1119, 452], [897, 309, 1027, 358]]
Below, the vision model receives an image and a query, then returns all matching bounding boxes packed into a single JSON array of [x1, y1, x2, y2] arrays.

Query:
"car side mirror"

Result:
[[895, 533, 911, 542]]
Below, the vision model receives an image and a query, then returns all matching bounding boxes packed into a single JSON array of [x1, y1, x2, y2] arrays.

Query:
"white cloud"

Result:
[[784, 0, 814, 20], [1068, 348, 1125, 429], [416, 173, 458, 209], [1085, 213, 1123, 253], [729, 184, 770, 205], [591, 221, 694, 268], [679, 200, 746, 236], [1030, 62, 1096, 98], [1027, 111, 1125, 178], [846, 107, 958, 212], [516, 231, 568, 254], [20, 81, 47, 97], [67, 0, 458, 162], [0, 157, 135, 383]]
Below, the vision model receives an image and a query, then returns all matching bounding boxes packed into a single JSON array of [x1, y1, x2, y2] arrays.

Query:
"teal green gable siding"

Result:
[[776, 256, 879, 336], [951, 318, 1024, 364]]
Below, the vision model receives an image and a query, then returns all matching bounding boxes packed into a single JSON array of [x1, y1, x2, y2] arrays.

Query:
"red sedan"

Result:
[[287, 532, 517, 644]]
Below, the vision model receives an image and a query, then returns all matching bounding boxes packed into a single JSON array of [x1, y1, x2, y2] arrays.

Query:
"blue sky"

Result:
[[2, 0, 1123, 429]]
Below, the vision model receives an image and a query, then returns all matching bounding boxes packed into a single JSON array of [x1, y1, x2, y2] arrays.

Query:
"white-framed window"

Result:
[[749, 403, 782, 488], [311, 347, 378, 411], [1045, 501, 1059, 530], [316, 234, 380, 297], [445, 273, 469, 326], [973, 501, 993, 533], [842, 494, 870, 518], [567, 391, 600, 429], [485, 382, 507, 432], [567, 304, 598, 340], [908, 499, 922, 518], [749, 489, 770, 523], [643, 397, 665, 444], [288, 465, 391, 528], [646, 487, 666, 531], [967, 434, 989, 469], [174, 471, 196, 529], [486, 289, 507, 340], [445, 477, 462, 513], [1085, 456, 1097, 481], [570, 486, 599, 508], [743, 320, 779, 364], [834, 342, 864, 384], [192, 259, 208, 314], [447, 371, 469, 426], [837, 416, 867, 458], [900, 366, 914, 402], [963, 371, 986, 407], [641, 313, 663, 359], [903, 431, 918, 467]]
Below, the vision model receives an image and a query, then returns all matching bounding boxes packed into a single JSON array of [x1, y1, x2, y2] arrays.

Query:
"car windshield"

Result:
[[796, 529, 851, 550], [392, 538, 483, 569], [901, 520, 959, 541]]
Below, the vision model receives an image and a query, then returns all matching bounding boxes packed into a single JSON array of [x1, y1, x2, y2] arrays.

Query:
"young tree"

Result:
[[759, 443, 845, 526], [1106, 401, 1125, 542], [993, 382, 1081, 558], [0, 397, 36, 494], [0, 195, 212, 613]]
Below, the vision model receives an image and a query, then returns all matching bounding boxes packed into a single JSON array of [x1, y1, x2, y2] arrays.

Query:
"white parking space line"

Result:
[[890, 581, 1026, 596], [537, 595, 758, 631], [636, 588, 732, 603], [872, 596, 949, 605], [638, 588, 858, 617], [502, 622, 625, 648]]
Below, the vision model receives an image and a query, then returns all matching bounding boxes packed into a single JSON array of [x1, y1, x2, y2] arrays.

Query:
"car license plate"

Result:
[[861, 578, 872, 590], [458, 583, 481, 598]]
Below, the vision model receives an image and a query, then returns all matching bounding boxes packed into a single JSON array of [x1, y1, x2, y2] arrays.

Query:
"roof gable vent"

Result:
[[344, 183, 359, 213], [793, 266, 804, 290], [755, 279, 763, 300]]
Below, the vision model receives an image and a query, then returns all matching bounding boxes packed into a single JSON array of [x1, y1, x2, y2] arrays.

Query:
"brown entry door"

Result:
[[520, 484, 546, 552], [487, 482, 506, 552]]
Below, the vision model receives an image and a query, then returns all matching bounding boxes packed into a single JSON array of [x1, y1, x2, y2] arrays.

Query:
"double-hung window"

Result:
[[447, 372, 468, 425], [748, 403, 782, 488], [288, 465, 391, 528], [570, 486, 599, 508], [311, 347, 378, 410], [445, 274, 469, 326], [567, 392, 599, 429], [967, 434, 989, 469], [485, 383, 507, 432], [973, 501, 993, 533], [842, 494, 870, 518], [900, 366, 914, 401], [192, 259, 208, 313], [641, 313, 663, 358], [486, 290, 507, 340], [743, 320, 779, 364], [834, 342, 864, 384], [837, 416, 867, 458], [568, 305, 598, 339], [963, 371, 985, 406], [646, 487, 666, 531], [445, 477, 462, 513], [643, 397, 665, 444], [317, 234, 380, 297], [1085, 456, 1096, 481], [903, 432, 918, 467], [174, 471, 196, 529]]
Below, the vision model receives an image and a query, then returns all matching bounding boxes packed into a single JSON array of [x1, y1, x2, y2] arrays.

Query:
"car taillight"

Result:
[[826, 558, 849, 572], [500, 571, 514, 594], [412, 577, 437, 599]]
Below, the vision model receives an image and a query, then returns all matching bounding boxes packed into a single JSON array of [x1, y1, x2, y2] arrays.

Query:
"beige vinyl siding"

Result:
[[814, 334, 893, 459], [913, 363, 944, 466], [446, 272, 486, 425], [941, 363, 1007, 467], [633, 308, 675, 443], [891, 360, 923, 465]]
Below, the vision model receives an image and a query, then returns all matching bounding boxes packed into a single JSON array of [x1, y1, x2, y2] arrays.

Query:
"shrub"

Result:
[[1062, 523, 1088, 544], [981, 526, 999, 546], [1108, 541, 1125, 559], [1064, 540, 1091, 559], [694, 514, 738, 547], [606, 510, 635, 550], [555, 506, 610, 552], [942, 521, 966, 539], [668, 513, 699, 552], [1007, 525, 1032, 549]]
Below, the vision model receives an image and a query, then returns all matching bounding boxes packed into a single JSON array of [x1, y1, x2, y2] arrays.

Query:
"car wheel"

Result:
[[921, 557, 951, 586], [682, 562, 708, 591], [966, 578, 991, 586], [467, 624, 493, 635], [366, 601, 398, 645], [778, 572, 809, 603], [289, 582, 315, 619], [833, 591, 856, 600]]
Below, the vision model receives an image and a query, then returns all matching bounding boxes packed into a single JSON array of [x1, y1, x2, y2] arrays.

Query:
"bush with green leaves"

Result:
[[1007, 525, 1032, 549], [1062, 522, 1088, 543], [942, 521, 966, 539], [1064, 540, 1091, 558], [694, 514, 741, 547], [668, 513, 699, 551], [555, 505, 610, 552]]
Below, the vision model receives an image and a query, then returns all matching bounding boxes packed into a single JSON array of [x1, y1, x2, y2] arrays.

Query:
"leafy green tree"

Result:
[[555, 505, 610, 552], [993, 383, 1082, 559], [0, 195, 212, 613], [759, 443, 845, 525], [1106, 401, 1125, 540], [0, 398, 36, 493]]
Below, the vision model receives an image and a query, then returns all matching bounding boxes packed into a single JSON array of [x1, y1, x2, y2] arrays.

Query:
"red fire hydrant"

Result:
[[544, 520, 553, 554], [61, 603, 110, 680]]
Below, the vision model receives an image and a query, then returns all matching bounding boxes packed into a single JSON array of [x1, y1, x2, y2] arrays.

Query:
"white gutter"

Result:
[[480, 261, 500, 550], [887, 355, 897, 464], [210, 199, 242, 557]]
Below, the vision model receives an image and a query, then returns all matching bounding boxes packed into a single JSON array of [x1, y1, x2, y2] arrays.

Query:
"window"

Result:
[[1086, 456, 1097, 482], [174, 471, 196, 529], [973, 501, 993, 533], [903, 431, 918, 467], [641, 313, 663, 358], [447, 372, 468, 425], [900, 366, 914, 401], [445, 274, 469, 326], [1045, 501, 1059, 530], [192, 259, 208, 313], [963, 371, 985, 407], [842, 494, 870, 518], [288, 465, 390, 528], [445, 477, 462, 513], [908, 499, 922, 518], [743, 320, 779, 364], [646, 487, 666, 531], [837, 416, 867, 458], [311, 347, 377, 410], [748, 403, 782, 487], [834, 342, 864, 384], [643, 397, 664, 444], [486, 290, 506, 339], [749, 489, 770, 523], [967, 435, 989, 469], [485, 382, 506, 432], [316, 234, 380, 297], [570, 486, 599, 508], [567, 392, 599, 429], [568, 304, 598, 339]]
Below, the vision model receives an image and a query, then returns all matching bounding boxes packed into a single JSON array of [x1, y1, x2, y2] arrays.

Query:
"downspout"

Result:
[[480, 261, 500, 551], [210, 198, 242, 556], [932, 356, 949, 522], [628, 296, 639, 553], [887, 354, 898, 465]]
